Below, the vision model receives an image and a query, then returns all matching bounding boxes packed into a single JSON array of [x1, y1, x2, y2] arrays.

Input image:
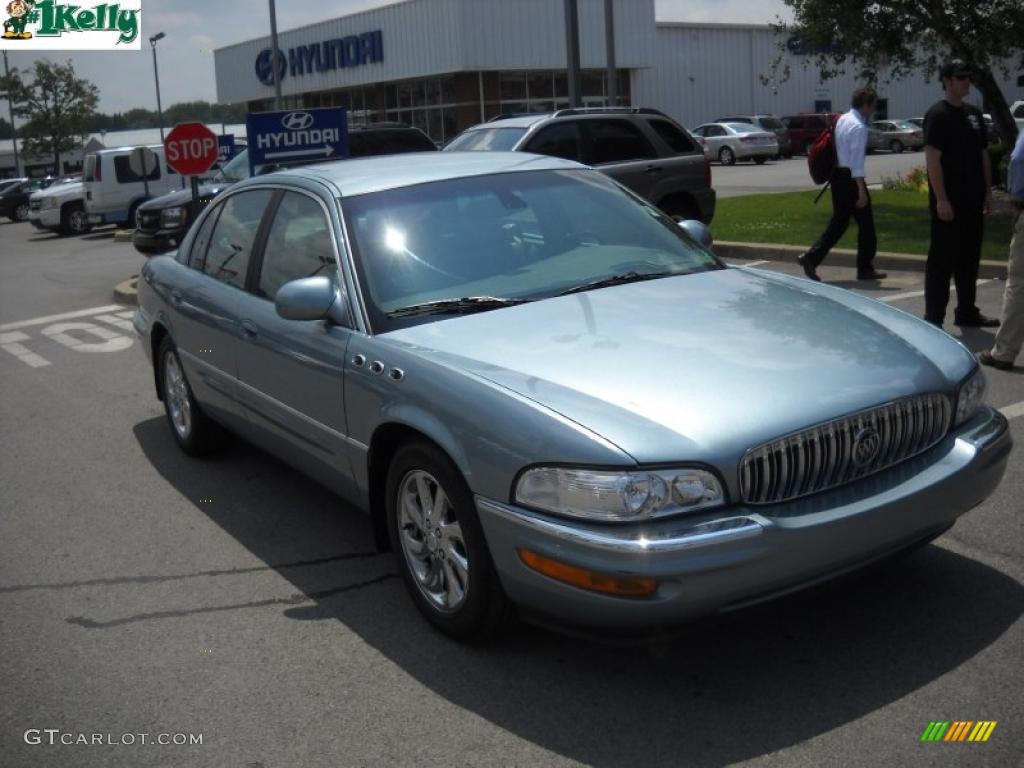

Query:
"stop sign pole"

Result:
[[163, 122, 220, 210]]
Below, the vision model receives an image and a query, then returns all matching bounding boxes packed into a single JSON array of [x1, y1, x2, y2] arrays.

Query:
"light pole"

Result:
[[150, 32, 166, 141], [2, 50, 20, 177], [564, 0, 581, 108], [268, 0, 282, 110]]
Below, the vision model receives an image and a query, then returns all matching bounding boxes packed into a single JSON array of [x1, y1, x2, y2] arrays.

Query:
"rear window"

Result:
[[444, 127, 527, 151], [114, 155, 161, 184], [583, 119, 658, 164], [348, 129, 437, 157], [646, 119, 697, 154], [726, 123, 760, 134], [758, 117, 784, 130]]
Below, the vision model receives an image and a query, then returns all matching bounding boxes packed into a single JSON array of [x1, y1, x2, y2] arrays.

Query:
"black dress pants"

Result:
[[925, 206, 984, 323], [804, 169, 877, 272]]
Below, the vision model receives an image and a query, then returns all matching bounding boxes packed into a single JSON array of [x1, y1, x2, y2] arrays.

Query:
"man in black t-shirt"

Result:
[[923, 59, 997, 328]]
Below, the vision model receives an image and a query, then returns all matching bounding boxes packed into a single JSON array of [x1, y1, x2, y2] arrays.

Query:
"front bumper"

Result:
[[133, 228, 181, 255], [476, 406, 1011, 630], [31, 206, 61, 228]]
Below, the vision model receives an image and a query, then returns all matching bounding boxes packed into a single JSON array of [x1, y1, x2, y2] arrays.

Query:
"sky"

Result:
[[3, 0, 791, 115]]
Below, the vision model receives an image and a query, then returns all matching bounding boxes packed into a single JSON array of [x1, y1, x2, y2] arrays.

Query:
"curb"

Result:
[[114, 277, 138, 306], [112, 230, 133, 243], [715, 241, 1008, 280]]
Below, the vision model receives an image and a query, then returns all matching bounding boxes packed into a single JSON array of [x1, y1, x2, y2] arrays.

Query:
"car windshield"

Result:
[[444, 127, 528, 151], [214, 149, 251, 182], [342, 169, 722, 332]]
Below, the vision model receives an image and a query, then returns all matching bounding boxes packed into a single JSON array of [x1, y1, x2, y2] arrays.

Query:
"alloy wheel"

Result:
[[163, 351, 192, 440], [396, 469, 470, 613], [15, 203, 29, 221], [68, 209, 89, 234]]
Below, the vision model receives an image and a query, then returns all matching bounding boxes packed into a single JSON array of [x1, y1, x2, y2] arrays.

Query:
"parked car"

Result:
[[83, 145, 185, 229], [1013, 100, 1024, 132], [0, 177, 27, 195], [781, 112, 841, 155], [905, 117, 924, 129], [28, 178, 92, 236], [133, 124, 437, 255], [690, 122, 778, 165], [0, 177, 54, 222], [444, 107, 714, 224], [868, 120, 924, 153], [715, 114, 792, 158], [136, 151, 1010, 640]]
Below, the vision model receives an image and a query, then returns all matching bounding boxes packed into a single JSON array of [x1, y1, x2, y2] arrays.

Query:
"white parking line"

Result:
[[1000, 401, 1024, 421], [0, 332, 51, 368], [94, 314, 136, 331], [880, 279, 992, 303], [0, 305, 125, 333]]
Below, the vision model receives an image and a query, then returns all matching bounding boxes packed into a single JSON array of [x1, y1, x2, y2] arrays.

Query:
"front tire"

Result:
[[719, 147, 736, 166], [158, 337, 224, 456], [60, 203, 92, 236], [386, 440, 512, 641]]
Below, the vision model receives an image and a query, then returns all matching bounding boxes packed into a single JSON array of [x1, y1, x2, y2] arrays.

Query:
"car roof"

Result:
[[470, 114, 553, 129], [270, 151, 585, 197]]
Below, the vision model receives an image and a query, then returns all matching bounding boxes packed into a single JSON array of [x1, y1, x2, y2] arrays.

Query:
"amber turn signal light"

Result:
[[517, 549, 658, 597]]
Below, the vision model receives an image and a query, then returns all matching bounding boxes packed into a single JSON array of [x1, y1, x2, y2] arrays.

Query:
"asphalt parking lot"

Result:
[[1, 218, 1021, 768]]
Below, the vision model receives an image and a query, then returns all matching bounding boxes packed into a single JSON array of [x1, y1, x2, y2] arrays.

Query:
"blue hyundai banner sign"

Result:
[[217, 135, 236, 164], [246, 108, 348, 175]]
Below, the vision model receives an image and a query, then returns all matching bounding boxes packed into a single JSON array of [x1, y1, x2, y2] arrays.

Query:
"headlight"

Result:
[[159, 206, 187, 228], [41, 197, 58, 209], [514, 466, 725, 522], [954, 367, 987, 427]]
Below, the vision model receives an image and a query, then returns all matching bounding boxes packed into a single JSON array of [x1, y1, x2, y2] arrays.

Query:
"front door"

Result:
[[234, 188, 356, 496]]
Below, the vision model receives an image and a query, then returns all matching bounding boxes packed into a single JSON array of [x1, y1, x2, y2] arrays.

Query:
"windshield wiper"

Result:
[[557, 271, 674, 296], [386, 296, 531, 318]]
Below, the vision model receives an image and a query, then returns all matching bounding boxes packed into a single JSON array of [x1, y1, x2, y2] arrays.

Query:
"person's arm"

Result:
[[851, 123, 869, 208], [925, 145, 954, 221]]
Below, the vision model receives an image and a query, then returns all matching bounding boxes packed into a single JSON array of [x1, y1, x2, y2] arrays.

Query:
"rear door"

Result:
[[522, 121, 583, 161], [233, 187, 356, 496], [169, 187, 276, 432], [579, 118, 661, 200]]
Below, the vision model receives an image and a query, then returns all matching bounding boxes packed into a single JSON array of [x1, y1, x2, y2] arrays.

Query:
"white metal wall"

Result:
[[635, 23, 1024, 129], [214, 0, 656, 105]]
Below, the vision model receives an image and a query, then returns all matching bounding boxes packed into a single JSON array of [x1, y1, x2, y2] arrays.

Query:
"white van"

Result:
[[83, 145, 185, 227]]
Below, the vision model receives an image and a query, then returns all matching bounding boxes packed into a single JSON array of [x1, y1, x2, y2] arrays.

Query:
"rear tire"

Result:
[[719, 147, 736, 166], [157, 337, 225, 456], [14, 202, 29, 221], [890, 140, 904, 154], [754, 156, 767, 165], [386, 440, 513, 641]]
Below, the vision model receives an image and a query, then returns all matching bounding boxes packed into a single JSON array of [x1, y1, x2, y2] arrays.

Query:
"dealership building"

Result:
[[214, 0, 1023, 145]]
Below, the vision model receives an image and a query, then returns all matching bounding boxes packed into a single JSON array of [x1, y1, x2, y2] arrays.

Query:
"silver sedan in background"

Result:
[[869, 120, 925, 153], [691, 122, 778, 165]]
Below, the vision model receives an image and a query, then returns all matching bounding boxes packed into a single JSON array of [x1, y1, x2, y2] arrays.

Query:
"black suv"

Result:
[[444, 108, 714, 224], [133, 124, 437, 255]]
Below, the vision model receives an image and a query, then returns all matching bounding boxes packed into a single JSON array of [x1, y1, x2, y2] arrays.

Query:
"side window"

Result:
[[707, 125, 726, 137], [583, 119, 658, 164], [189, 204, 222, 271], [807, 117, 825, 131], [114, 155, 161, 183], [787, 117, 804, 130], [202, 190, 274, 289], [1013, 104, 1024, 118], [524, 122, 582, 161], [257, 192, 336, 300], [646, 119, 697, 154]]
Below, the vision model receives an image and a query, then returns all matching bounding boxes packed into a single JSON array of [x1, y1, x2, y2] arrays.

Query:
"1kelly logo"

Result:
[[1, 0, 140, 48]]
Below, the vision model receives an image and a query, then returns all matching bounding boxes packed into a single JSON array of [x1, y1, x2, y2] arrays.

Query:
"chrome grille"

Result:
[[739, 393, 952, 505], [29, 200, 41, 212]]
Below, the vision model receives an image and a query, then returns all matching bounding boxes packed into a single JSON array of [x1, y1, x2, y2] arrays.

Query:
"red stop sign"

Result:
[[164, 122, 219, 176]]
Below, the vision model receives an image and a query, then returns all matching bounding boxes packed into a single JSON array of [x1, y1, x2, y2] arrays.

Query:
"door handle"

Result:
[[240, 320, 258, 339]]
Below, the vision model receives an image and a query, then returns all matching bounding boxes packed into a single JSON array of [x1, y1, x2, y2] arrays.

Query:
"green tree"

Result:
[[0, 59, 99, 173], [772, 0, 1023, 145]]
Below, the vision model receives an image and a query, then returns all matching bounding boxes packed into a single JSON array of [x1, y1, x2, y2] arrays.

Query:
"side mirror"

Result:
[[678, 219, 713, 249], [275, 276, 351, 327]]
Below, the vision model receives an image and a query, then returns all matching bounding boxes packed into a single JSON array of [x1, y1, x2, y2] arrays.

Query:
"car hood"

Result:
[[382, 267, 976, 465], [32, 182, 82, 201], [138, 182, 233, 211]]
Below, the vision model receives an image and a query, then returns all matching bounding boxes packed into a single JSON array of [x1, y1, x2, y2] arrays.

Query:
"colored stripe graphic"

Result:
[[922, 721, 996, 742]]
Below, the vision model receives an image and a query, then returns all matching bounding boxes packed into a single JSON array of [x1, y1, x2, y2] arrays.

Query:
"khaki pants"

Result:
[[991, 208, 1024, 363]]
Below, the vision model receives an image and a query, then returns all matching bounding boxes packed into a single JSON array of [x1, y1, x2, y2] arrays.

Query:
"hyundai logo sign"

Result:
[[282, 112, 314, 130], [255, 30, 383, 86]]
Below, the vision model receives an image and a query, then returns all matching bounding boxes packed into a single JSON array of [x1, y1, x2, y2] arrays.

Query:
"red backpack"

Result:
[[807, 116, 839, 185]]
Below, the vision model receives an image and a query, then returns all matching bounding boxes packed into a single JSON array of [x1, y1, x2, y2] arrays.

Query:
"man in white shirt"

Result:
[[798, 88, 887, 281]]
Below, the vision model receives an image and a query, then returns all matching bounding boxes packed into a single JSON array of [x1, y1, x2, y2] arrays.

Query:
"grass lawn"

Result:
[[714, 189, 1014, 262]]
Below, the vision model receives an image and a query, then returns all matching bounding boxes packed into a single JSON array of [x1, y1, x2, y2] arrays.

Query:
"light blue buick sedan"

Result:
[[135, 152, 1011, 640]]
